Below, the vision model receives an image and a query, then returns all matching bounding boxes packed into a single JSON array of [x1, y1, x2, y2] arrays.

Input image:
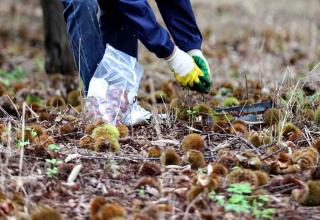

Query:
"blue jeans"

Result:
[[60, 0, 138, 93]]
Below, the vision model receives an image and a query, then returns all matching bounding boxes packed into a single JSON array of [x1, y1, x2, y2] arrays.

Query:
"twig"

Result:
[[80, 155, 159, 162], [17, 102, 26, 191], [205, 132, 262, 155], [1, 95, 20, 117], [245, 73, 249, 100], [274, 185, 299, 194], [259, 142, 277, 150], [148, 78, 162, 139], [267, 183, 296, 191], [5, 120, 12, 165], [25, 103, 39, 118], [183, 193, 202, 220], [0, 106, 15, 121], [261, 145, 288, 161], [207, 133, 215, 159]]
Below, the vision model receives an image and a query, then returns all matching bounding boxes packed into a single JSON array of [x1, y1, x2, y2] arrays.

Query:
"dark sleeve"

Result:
[[112, 0, 175, 58], [155, 0, 203, 52]]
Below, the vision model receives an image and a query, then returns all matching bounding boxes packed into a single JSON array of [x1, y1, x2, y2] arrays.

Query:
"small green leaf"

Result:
[[48, 144, 60, 152], [47, 167, 58, 178], [0, 67, 26, 83], [45, 159, 62, 165], [225, 203, 250, 213], [46, 159, 57, 164], [261, 208, 276, 219], [17, 140, 30, 148], [216, 87, 232, 97], [228, 194, 245, 204], [257, 195, 270, 203], [1, 78, 10, 87], [227, 183, 252, 194], [26, 95, 43, 106], [208, 191, 217, 201], [187, 109, 197, 115], [197, 168, 206, 175], [24, 127, 37, 137], [138, 188, 145, 197], [208, 191, 225, 206], [216, 196, 225, 206], [31, 130, 37, 137], [252, 208, 261, 218]]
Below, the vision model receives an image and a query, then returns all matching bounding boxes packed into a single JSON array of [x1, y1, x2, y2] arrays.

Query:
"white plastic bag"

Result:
[[85, 45, 144, 125]]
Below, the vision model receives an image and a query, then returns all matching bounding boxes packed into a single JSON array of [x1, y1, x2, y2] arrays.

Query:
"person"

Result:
[[60, 0, 212, 124], [59, 0, 109, 93]]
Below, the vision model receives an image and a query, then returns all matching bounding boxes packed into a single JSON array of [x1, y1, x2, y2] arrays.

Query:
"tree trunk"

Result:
[[40, 0, 75, 74]]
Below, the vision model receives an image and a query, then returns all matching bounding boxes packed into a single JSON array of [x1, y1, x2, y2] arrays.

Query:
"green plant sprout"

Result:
[[45, 158, 62, 165], [48, 144, 60, 152], [104, 160, 121, 177], [208, 191, 225, 206], [26, 95, 43, 106], [46, 144, 62, 178], [0, 67, 26, 86], [209, 183, 275, 220], [138, 188, 146, 197], [227, 183, 252, 194], [186, 109, 198, 118], [25, 127, 37, 137], [211, 111, 234, 123], [186, 108, 199, 128], [33, 57, 45, 72], [17, 140, 30, 148], [197, 168, 206, 175], [216, 87, 232, 97], [46, 167, 59, 178]]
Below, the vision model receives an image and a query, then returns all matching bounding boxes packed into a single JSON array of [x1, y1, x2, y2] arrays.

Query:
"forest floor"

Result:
[[1, 0, 320, 219]]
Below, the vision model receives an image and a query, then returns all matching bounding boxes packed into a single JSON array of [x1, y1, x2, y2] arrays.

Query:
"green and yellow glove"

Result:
[[188, 49, 212, 93], [174, 64, 203, 87], [166, 46, 212, 93]]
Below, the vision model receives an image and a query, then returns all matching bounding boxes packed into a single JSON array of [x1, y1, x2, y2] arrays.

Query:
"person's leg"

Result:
[[155, 0, 202, 52], [97, 0, 153, 125], [98, 0, 138, 58], [60, 0, 105, 93]]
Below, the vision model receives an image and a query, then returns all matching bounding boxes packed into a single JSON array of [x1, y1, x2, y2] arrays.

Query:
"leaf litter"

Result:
[[2, 0, 320, 219]]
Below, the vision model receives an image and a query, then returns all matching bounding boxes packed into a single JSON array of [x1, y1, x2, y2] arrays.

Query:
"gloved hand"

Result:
[[188, 49, 212, 93], [166, 46, 204, 89]]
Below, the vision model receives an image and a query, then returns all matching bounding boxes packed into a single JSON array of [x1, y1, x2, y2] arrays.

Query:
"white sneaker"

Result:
[[123, 102, 152, 126]]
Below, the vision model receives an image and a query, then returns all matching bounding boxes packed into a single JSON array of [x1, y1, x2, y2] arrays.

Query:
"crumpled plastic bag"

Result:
[[84, 45, 144, 125]]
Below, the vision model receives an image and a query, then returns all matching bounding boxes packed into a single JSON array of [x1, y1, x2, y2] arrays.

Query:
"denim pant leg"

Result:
[[98, 0, 138, 58], [60, 0, 105, 93]]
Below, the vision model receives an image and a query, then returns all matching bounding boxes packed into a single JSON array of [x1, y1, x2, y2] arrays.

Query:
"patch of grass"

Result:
[[209, 183, 275, 219], [0, 67, 26, 86]]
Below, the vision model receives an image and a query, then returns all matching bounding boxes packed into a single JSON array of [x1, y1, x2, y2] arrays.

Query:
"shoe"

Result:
[[123, 102, 152, 126]]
